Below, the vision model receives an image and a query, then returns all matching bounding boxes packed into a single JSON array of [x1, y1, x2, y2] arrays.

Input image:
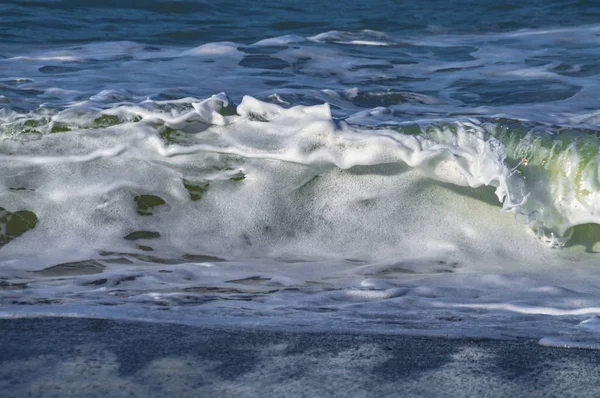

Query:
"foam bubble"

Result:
[[181, 42, 241, 56]]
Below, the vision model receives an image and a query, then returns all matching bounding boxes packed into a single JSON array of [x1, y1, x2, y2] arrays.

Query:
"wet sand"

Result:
[[0, 317, 599, 397]]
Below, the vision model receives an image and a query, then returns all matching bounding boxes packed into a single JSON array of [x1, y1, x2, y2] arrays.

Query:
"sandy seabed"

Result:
[[0, 317, 599, 397]]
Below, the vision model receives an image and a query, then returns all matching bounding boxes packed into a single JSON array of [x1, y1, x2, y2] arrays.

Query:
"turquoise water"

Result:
[[1, 1, 600, 346]]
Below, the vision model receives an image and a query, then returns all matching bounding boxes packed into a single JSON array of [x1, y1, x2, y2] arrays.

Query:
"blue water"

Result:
[[1, 0, 600, 345], [2, 0, 600, 45], [1, 0, 600, 117]]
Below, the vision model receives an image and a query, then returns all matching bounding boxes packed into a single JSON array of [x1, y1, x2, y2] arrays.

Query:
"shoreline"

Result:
[[1, 317, 599, 397]]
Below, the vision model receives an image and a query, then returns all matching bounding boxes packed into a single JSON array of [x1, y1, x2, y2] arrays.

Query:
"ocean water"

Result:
[[1, 0, 600, 347]]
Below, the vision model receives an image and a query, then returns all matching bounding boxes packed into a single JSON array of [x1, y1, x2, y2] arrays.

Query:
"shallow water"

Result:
[[1, 0, 600, 348]]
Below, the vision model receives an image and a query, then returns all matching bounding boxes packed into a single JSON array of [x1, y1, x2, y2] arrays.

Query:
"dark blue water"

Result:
[[2, 0, 600, 46]]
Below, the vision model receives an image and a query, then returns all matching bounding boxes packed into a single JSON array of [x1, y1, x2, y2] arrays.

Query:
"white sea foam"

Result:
[[181, 42, 241, 56], [252, 35, 307, 46]]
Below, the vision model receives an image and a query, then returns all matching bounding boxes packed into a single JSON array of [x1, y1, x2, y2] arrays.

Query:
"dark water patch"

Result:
[[98, 251, 225, 265], [242, 46, 289, 55], [181, 254, 226, 263], [348, 63, 394, 71], [160, 126, 185, 144], [102, 257, 134, 264], [389, 58, 419, 65], [82, 278, 107, 286], [432, 65, 483, 74], [0, 84, 44, 97], [256, 71, 295, 78], [134, 194, 166, 216], [358, 258, 461, 277], [227, 276, 271, 285], [451, 79, 581, 105], [32, 260, 105, 277], [0, 208, 38, 247], [100, 251, 182, 264], [81, 274, 139, 287], [8, 187, 35, 191], [87, 54, 134, 63], [229, 171, 246, 181], [0, 280, 27, 290], [114, 275, 138, 285], [345, 163, 410, 177], [362, 265, 417, 276], [50, 123, 71, 133], [149, 90, 191, 101], [564, 224, 600, 253], [123, 231, 161, 241], [239, 55, 291, 70], [346, 90, 441, 108], [527, 52, 600, 77], [184, 286, 246, 294], [358, 197, 376, 208], [38, 65, 82, 74], [552, 62, 600, 78], [93, 115, 120, 128], [293, 306, 338, 313], [247, 112, 269, 122], [281, 83, 317, 90], [9, 297, 63, 305], [289, 56, 312, 71], [362, 75, 428, 84], [183, 180, 209, 201]]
